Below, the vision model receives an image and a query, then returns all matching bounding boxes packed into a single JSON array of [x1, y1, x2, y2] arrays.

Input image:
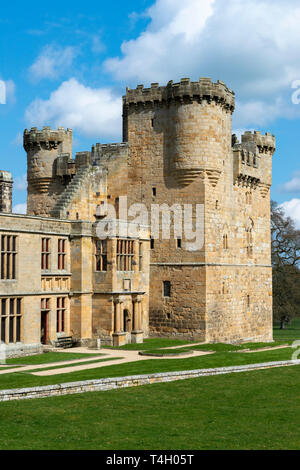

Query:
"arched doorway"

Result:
[[123, 309, 131, 332]]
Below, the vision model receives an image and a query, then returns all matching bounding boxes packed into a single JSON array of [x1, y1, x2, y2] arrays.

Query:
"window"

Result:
[[150, 238, 154, 249], [223, 234, 228, 250], [177, 238, 182, 249], [56, 297, 66, 333], [247, 295, 250, 308], [116, 239, 134, 272], [152, 187, 156, 197], [41, 298, 50, 312], [41, 238, 50, 270], [139, 241, 143, 271], [0, 297, 22, 343], [58, 239, 66, 270], [246, 230, 253, 257], [246, 219, 254, 257], [1, 235, 17, 280], [163, 281, 171, 298], [95, 240, 107, 272]]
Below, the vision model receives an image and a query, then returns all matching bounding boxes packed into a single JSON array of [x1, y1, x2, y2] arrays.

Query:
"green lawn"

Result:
[[103, 337, 195, 351], [0, 365, 299, 450], [0, 346, 294, 391], [273, 317, 300, 342], [6, 352, 104, 365], [0, 320, 298, 392]]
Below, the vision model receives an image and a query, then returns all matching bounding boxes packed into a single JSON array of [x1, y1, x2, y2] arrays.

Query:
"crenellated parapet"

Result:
[[123, 77, 235, 113], [23, 126, 72, 152], [233, 130, 275, 195], [241, 130, 276, 155]]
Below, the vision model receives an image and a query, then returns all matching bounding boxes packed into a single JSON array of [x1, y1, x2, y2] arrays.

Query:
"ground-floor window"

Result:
[[56, 297, 66, 333], [0, 297, 22, 343]]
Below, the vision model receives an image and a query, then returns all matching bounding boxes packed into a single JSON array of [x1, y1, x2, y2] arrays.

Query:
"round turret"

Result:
[[23, 127, 72, 215], [123, 77, 235, 187]]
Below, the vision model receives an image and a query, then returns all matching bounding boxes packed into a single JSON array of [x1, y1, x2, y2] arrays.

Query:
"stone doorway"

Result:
[[41, 312, 49, 345]]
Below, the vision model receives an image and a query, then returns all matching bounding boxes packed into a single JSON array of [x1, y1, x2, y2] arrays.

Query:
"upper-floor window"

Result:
[[163, 281, 171, 298], [1, 235, 17, 280], [58, 239, 66, 270], [95, 240, 107, 272], [223, 234, 228, 250], [117, 239, 134, 272], [246, 219, 254, 258], [41, 238, 51, 270], [139, 241, 143, 271]]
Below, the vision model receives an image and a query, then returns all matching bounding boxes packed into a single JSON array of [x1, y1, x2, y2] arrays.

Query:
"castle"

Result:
[[0, 78, 275, 357]]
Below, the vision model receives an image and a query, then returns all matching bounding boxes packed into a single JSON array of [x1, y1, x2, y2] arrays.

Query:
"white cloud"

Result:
[[13, 203, 27, 215], [104, 0, 300, 128], [25, 78, 122, 139], [279, 171, 300, 193], [29, 45, 78, 81], [14, 174, 27, 191], [280, 199, 300, 229]]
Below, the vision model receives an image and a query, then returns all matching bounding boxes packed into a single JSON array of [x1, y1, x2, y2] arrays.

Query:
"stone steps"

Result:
[[51, 167, 91, 218]]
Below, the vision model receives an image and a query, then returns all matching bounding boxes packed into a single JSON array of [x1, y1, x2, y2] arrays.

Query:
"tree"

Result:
[[271, 201, 300, 328]]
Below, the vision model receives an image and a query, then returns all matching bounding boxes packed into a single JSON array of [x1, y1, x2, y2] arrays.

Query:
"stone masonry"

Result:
[[0, 77, 275, 357]]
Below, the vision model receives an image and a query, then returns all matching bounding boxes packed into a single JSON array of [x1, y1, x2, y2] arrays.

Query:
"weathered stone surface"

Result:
[[0, 77, 275, 356]]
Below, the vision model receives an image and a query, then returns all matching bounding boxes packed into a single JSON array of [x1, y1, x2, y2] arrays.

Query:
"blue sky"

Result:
[[1, 0, 300, 225]]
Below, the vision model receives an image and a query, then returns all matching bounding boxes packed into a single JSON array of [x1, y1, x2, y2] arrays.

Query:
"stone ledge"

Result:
[[0, 360, 299, 402]]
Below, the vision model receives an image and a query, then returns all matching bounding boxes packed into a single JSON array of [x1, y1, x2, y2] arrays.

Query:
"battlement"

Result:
[[241, 131, 275, 154], [123, 77, 235, 112], [0, 171, 13, 182], [91, 142, 129, 165], [23, 126, 72, 151]]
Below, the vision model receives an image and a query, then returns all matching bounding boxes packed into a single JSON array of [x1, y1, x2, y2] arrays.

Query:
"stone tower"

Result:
[[0, 171, 13, 213], [23, 126, 72, 216], [124, 77, 275, 343]]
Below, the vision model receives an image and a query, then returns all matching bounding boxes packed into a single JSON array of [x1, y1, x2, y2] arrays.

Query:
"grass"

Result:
[[103, 338, 197, 351], [0, 365, 300, 450], [0, 319, 298, 392], [0, 345, 295, 391], [139, 348, 192, 356], [6, 352, 104, 365], [273, 317, 300, 342], [26, 356, 123, 373]]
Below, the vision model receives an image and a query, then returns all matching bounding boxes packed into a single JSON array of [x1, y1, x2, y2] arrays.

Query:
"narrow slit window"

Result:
[[163, 281, 171, 298]]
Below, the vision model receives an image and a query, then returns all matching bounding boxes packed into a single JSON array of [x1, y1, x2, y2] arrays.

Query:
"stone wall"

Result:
[[0, 360, 298, 402]]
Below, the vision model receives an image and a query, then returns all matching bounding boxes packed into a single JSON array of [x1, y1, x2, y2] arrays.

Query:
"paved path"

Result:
[[0, 347, 213, 377], [0, 354, 106, 375], [31, 348, 213, 377], [0, 343, 290, 378]]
